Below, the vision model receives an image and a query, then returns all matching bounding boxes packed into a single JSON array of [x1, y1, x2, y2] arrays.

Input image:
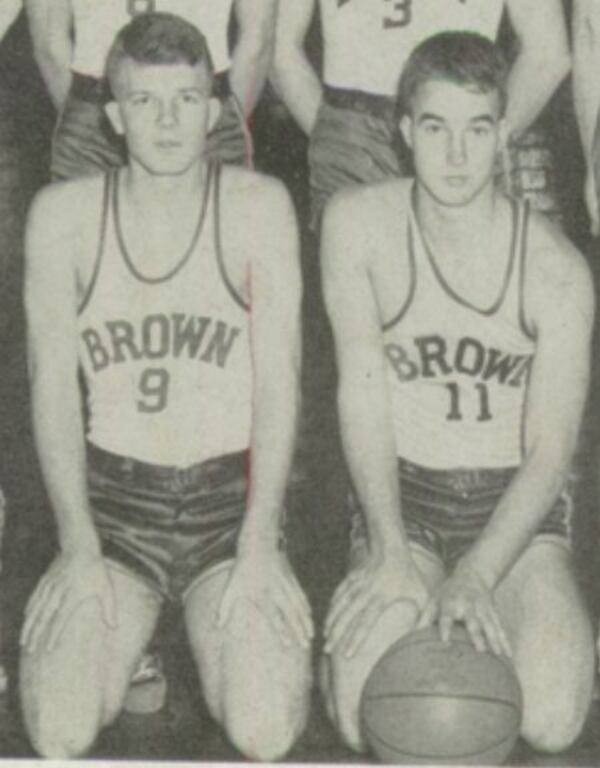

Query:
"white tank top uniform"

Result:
[[78, 165, 253, 467], [71, 0, 234, 78], [383, 196, 535, 470], [320, 0, 505, 96]]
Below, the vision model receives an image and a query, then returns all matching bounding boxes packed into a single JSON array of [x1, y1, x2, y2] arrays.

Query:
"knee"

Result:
[[28, 710, 98, 759], [224, 698, 308, 761], [521, 698, 589, 754]]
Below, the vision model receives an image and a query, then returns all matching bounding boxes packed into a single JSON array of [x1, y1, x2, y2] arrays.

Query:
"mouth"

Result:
[[444, 175, 469, 187], [155, 140, 183, 150]]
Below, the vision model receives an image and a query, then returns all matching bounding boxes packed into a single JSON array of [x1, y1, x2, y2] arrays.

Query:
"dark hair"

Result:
[[397, 32, 508, 117], [106, 12, 214, 94]]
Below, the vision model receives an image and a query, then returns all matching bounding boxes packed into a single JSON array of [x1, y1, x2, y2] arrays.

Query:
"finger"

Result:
[[46, 597, 81, 652], [486, 605, 512, 658], [216, 583, 235, 628], [325, 577, 365, 637], [325, 590, 371, 653], [262, 601, 293, 649], [465, 615, 487, 653], [343, 598, 384, 658], [27, 585, 66, 653], [280, 578, 314, 641], [275, 590, 311, 649], [439, 610, 457, 644], [416, 598, 438, 630], [22, 579, 62, 648], [101, 584, 118, 629]]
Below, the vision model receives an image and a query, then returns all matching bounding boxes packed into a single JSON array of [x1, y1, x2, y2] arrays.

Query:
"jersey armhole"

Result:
[[78, 171, 111, 316], [214, 164, 250, 312], [381, 220, 416, 331], [517, 201, 536, 340]]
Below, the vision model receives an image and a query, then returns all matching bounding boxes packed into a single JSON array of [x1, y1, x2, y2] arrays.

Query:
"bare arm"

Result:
[[270, 0, 321, 135], [22, 183, 116, 652], [230, 0, 278, 117], [461, 228, 594, 589], [24, 0, 73, 110], [321, 191, 429, 656], [504, 0, 570, 139], [573, 0, 600, 235], [217, 174, 312, 647], [0, 0, 21, 41]]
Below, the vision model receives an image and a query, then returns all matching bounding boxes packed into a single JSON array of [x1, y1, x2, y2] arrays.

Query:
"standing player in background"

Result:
[[321, 32, 594, 753], [573, 0, 600, 236], [272, 0, 570, 228], [20, 13, 311, 758], [25, 0, 278, 177]]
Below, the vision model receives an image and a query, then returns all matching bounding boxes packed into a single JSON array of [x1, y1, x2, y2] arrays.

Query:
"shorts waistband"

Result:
[[323, 84, 396, 122], [71, 69, 231, 104], [87, 442, 248, 491], [397, 457, 517, 494]]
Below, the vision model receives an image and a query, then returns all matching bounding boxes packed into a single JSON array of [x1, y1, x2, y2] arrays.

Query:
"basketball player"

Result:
[[19, 13, 312, 758], [573, 0, 600, 236], [25, 0, 278, 177], [272, 0, 570, 227], [321, 32, 595, 753]]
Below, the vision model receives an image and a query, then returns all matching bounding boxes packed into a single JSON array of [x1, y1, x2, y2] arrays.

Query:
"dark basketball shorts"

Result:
[[349, 458, 572, 572], [87, 443, 257, 602], [51, 73, 251, 181], [308, 85, 410, 229]]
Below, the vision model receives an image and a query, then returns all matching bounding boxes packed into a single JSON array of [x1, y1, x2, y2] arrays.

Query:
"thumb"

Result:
[[102, 585, 118, 628], [216, 583, 234, 628], [416, 598, 437, 630]]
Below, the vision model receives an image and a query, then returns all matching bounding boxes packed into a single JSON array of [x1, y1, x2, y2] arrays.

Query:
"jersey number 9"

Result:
[[138, 368, 170, 413]]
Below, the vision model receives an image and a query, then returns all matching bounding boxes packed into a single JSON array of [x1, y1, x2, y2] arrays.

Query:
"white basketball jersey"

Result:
[[383, 197, 535, 470], [320, 0, 505, 95], [78, 166, 253, 466], [71, 0, 234, 78]]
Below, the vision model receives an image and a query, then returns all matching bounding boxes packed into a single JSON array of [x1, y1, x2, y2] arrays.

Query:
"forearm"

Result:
[[338, 383, 412, 559], [35, 51, 72, 110], [505, 49, 570, 139], [459, 448, 572, 589], [31, 375, 99, 555], [270, 47, 322, 134], [573, 15, 600, 162], [229, 31, 274, 117], [239, 372, 300, 550]]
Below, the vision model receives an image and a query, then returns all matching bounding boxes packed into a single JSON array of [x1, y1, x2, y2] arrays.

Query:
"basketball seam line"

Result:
[[364, 692, 519, 708]]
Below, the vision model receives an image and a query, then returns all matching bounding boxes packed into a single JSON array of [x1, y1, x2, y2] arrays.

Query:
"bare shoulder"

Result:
[[322, 177, 413, 273], [28, 175, 107, 248], [219, 165, 293, 219], [525, 211, 595, 326]]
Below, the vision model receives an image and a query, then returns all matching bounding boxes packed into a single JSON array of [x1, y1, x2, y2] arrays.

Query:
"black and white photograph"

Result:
[[1, 0, 600, 765]]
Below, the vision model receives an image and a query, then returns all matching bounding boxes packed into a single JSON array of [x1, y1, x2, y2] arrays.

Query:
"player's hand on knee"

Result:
[[216, 546, 313, 649], [20, 551, 117, 654], [418, 565, 510, 658], [324, 555, 427, 659]]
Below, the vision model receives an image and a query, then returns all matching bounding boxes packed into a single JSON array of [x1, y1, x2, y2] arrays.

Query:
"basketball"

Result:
[[360, 625, 522, 765]]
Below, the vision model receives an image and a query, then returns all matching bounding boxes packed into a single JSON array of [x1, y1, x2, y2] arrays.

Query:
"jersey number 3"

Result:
[[127, 0, 156, 16], [138, 368, 170, 413], [383, 0, 412, 28]]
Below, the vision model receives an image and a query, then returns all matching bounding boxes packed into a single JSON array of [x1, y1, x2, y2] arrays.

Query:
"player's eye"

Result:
[[470, 125, 491, 136], [180, 92, 201, 104], [130, 94, 150, 106], [423, 122, 442, 134]]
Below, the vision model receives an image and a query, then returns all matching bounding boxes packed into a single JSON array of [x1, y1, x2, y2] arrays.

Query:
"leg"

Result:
[[184, 562, 312, 761], [20, 563, 161, 758], [322, 547, 445, 752], [495, 541, 594, 753]]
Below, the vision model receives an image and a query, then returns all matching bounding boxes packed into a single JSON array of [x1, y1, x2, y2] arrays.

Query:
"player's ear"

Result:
[[207, 97, 222, 131], [399, 115, 413, 149], [105, 101, 125, 135]]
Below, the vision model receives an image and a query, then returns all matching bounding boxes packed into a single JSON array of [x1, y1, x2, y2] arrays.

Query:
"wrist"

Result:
[[454, 553, 498, 590]]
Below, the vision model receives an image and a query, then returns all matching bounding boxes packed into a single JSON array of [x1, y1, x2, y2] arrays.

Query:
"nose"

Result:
[[447, 131, 466, 167], [157, 99, 178, 128]]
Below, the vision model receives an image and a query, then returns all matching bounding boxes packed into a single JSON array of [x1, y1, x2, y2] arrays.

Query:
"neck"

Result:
[[122, 158, 209, 210], [413, 182, 497, 247]]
